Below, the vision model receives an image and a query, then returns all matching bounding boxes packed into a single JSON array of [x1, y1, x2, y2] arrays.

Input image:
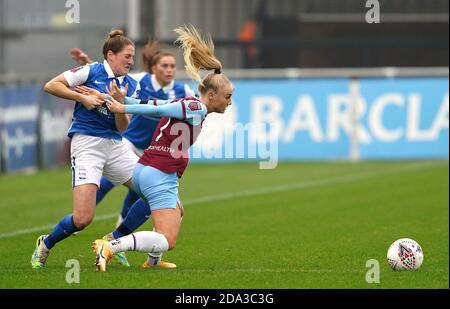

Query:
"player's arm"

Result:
[[70, 48, 94, 65], [106, 97, 183, 119], [114, 112, 130, 132], [44, 73, 103, 110], [114, 92, 130, 132], [106, 81, 131, 132], [75, 80, 127, 103], [107, 97, 205, 125], [121, 96, 170, 106]]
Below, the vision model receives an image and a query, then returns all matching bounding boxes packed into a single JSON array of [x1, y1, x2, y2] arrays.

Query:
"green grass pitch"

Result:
[[0, 161, 448, 288]]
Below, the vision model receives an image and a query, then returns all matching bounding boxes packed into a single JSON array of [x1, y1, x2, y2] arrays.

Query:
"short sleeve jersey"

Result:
[[63, 60, 139, 140]]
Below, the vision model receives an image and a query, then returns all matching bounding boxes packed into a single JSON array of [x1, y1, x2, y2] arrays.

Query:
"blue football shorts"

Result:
[[132, 163, 179, 211]]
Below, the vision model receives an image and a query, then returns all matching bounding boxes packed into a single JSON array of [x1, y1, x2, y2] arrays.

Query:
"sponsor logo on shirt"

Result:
[[188, 101, 201, 111], [148, 145, 175, 154], [96, 106, 109, 116], [70, 66, 84, 73]]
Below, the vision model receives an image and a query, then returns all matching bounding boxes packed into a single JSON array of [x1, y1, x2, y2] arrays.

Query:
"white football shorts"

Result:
[[122, 137, 145, 158], [70, 133, 139, 188]]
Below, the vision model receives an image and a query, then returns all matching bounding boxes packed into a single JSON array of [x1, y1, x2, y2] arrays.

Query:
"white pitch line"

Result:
[[177, 161, 445, 205], [0, 266, 446, 273], [0, 161, 445, 239], [154, 268, 448, 273]]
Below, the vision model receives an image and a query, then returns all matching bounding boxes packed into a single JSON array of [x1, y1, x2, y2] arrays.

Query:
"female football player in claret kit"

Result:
[[90, 25, 234, 272]]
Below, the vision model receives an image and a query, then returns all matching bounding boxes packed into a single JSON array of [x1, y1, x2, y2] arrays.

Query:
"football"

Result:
[[387, 238, 424, 271]]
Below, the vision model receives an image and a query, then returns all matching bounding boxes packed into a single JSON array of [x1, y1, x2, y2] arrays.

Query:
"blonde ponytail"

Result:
[[174, 25, 222, 87]]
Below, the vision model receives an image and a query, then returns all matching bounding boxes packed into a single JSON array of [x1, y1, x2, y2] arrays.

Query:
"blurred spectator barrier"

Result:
[[0, 84, 40, 173], [0, 68, 448, 173], [0, 83, 72, 173], [192, 77, 448, 162]]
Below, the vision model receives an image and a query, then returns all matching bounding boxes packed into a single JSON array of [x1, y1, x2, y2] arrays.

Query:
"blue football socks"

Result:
[[96, 177, 115, 205], [121, 189, 140, 219], [113, 199, 151, 239], [44, 214, 80, 249]]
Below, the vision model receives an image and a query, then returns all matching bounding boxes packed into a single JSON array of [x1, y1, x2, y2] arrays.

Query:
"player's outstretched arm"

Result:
[[70, 48, 94, 65], [106, 97, 183, 119], [122, 96, 169, 106], [73, 80, 127, 103], [105, 97, 126, 113], [74, 85, 107, 101]]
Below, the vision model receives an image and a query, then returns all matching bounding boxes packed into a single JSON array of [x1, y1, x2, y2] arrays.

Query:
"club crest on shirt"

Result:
[[70, 66, 84, 73], [188, 101, 201, 111]]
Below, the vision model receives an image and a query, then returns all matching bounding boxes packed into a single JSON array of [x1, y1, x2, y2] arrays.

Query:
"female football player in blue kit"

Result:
[[91, 25, 234, 272], [72, 41, 195, 269], [30, 29, 140, 269]]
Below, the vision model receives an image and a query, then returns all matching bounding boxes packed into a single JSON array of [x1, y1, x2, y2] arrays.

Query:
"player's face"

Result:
[[108, 44, 135, 76], [211, 83, 234, 113], [153, 56, 176, 87]]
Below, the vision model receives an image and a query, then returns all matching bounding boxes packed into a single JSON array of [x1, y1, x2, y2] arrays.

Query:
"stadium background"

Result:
[[0, 0, 448, 289]]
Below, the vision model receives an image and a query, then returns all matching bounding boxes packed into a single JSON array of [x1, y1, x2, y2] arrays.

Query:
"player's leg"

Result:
[[31, 134, 104, 269], [41, 184, 97, 255], [116, 138, 145, 226], [110, 164, 151, 239], [93, 165, 180, 271], [44, 184, 97, 252], [96, 176, 115, 205], [107, 166, 175, 268], [101, 140, 139, 267], [119, 164, 176, 242], [111, 196, 178, 269], [135, 166, 180, 268], [110, 184, 177, 269], [113, 198, 151, 238], [93, 208, 181, 272], [117, 189, 141, 226], [73, 177, 111, 236], [141, 202, 181, 269], [106, 208, 180, 254]]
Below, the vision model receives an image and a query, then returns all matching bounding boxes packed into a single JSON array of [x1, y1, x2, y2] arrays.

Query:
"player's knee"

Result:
[[168, 238, 177, 250], [73, 214, 93, 230], [162, 233, 177, 250]]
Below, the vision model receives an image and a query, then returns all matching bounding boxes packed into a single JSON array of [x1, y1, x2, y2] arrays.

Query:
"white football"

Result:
[[387, 238, 424, 271]]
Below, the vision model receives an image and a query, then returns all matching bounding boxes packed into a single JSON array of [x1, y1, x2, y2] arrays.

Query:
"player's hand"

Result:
[[107, 81, 127, 104], [75, 85, 106, 101], [81, 95, 104, 110], [70, 48, 92, 65], [105, 97, 125, 113]]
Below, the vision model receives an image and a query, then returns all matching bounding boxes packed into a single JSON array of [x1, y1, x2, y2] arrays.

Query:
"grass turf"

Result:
[[0, 161, 448, 288]]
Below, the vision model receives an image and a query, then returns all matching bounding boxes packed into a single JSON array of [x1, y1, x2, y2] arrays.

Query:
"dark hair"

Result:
[[102, 29, 135, 59], [141, 39, 175, 73]]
